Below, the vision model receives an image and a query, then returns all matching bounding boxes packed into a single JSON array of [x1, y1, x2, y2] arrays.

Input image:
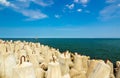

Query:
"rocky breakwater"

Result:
[[0, 39, 119, 78]]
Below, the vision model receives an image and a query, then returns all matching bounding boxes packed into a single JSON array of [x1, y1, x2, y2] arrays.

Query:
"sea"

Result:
[[1, 38, 120, 64]]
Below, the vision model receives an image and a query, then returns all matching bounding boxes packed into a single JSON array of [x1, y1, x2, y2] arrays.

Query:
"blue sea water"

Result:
[[1, 38, 120, 64]]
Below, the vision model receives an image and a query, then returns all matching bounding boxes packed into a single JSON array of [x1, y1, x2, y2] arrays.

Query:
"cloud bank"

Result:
[[0, 0, 53, 20]]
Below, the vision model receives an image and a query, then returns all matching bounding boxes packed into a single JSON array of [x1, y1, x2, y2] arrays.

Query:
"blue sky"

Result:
[[0, 0, 120, 38]]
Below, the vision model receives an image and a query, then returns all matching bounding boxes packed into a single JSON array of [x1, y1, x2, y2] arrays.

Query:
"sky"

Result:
[[0, 0, 120, 38]]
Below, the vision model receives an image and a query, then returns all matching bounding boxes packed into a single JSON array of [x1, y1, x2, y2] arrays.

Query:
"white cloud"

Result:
[[77, 9, 82, 12], [74, 0, 88, 8], [74, 0, 88, 4], [80, 0, 88, 4], [118, 4, 120, 7], [0, 0, 10, 6], [106, 0, 116, 3], [31, 0, 54, 7], [66, 3, 74, 9], [15, 0, 30, 8], [17, 0, 54, 7], [0, 0, 52, 20], [20, 9, 48, 20], [0, 0, 17, 9], [18, 0, 28, 2], [99, 1, 120, 21], [54, 14, 61, 18]]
